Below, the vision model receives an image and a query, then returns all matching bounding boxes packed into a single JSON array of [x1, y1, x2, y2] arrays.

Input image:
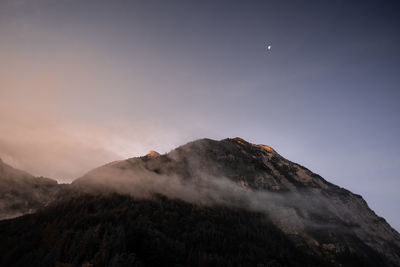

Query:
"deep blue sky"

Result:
[[0, 0, 399, 230]]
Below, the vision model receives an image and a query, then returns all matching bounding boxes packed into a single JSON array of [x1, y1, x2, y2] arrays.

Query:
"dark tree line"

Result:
[[0, 194, 379, 267]]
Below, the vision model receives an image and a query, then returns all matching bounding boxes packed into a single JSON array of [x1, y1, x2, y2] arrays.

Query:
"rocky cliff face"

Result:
[[73, 137, 400, 266]]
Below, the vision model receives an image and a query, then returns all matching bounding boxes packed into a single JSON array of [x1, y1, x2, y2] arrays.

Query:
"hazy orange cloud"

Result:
[[0, 104, 184, 182]]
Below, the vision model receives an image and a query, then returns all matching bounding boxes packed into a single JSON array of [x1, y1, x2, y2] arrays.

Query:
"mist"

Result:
[[0, 102, 198, 182], [74, 148, 370, 236], [0, 0, 399, 231]]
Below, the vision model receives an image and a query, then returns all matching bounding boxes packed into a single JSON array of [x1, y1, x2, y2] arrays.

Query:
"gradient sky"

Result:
[[0, 0, 399, 230]]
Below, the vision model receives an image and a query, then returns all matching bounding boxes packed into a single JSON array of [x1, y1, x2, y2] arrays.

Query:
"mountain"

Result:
[[1, 137, 399, 266], [0, 158, 69, 220], [72, 137, 400, 266]]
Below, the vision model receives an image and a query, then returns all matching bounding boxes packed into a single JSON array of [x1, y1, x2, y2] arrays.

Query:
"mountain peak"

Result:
[[4, 137, 400, 266], [231, 137, 249, 144], [257, 144, 275, 152], [146, 150, 160, 157], [229, 137, 276, 153]]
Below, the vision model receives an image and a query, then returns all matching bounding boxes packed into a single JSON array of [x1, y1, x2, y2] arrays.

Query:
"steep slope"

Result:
[[0, 158, 68, 220], [73, 137, 400, 266], [0, 194, 331, 267]]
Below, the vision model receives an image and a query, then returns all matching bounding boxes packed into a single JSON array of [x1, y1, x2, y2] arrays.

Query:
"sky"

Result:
[[0, 0, 399, 230]]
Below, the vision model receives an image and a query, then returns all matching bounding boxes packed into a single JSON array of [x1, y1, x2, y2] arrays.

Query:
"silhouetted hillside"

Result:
[[0, 158, 69, 220], [73, 138, 400, 266], [1, 138, 400, 266], [0, 194, 379, 267]]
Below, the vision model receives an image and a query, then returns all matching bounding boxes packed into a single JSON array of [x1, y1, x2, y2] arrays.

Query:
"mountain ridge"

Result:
[[0, 158, 65, 220], [72, 137, 400, 265], [1, 137, 399, 266]]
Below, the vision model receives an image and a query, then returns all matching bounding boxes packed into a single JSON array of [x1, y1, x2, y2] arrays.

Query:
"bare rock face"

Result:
[[74, 137, 400, 266]]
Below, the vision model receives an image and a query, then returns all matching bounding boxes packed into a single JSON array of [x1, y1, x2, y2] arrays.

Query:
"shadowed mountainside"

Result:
[[72, 138, 400, 266], [0, 194, 332, 267], [1, 137, 399, 266], [0, 158, 71, 220]]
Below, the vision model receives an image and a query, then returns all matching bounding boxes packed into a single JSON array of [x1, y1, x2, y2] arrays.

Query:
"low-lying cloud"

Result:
[[76, 157, 340, 233]]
